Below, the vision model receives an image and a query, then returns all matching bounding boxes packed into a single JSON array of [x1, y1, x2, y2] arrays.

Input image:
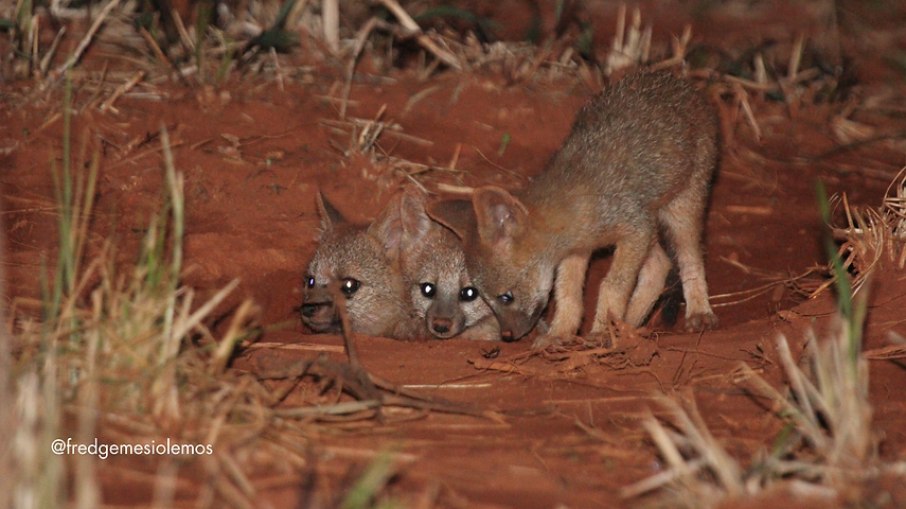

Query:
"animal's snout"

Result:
[[300, 297, 339, 333], [431, 317, 453, 335], [494, 304, 541, 342], [301, 301, 330, 318]]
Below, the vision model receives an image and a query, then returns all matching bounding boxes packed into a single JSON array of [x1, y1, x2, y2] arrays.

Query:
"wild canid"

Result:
[[301, 192, 422, 339], [302, 188, 498, 341], [396, 188, 498, 341], [428, 70, 719, 345]]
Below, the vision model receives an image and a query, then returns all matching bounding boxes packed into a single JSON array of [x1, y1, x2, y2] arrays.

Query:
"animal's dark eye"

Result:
[[460, 287, 478, 302], [497, 291, 514, 305], [420, 282, 436, 298], [305, 275, 316, 288], [341, 278, 361, 297]]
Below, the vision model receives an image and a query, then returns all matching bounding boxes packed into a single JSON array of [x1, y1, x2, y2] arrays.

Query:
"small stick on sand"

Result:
[[39, 26, 67, 77], [377, 0, 462, 70], [330, 282, 502, 420], [171, 8, 195, 52], [49, 0, 123, 81], [447, 143, 462, 171], [435, 182, 474, 195], [100, 70, 145, 113]]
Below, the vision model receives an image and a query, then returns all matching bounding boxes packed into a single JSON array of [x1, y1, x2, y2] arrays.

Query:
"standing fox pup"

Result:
[[302, 193, 422, 339], [396, 189, 499, 341], [429, 71, 719, 345]]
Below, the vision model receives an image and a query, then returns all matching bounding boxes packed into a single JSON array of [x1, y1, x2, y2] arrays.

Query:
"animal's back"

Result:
[[530, 71, 718, 212]]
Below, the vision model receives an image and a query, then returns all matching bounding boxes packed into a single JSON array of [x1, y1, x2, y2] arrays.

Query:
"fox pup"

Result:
[[302, 189, 498, 341], [428, 70, 719, 345], [301, 192, 422, 339], [396, 188, 499, 341]]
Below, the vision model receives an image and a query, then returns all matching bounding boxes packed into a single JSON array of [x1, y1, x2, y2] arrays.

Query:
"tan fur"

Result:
[[548, 252, 589, 338], [428, 70, 719, 345], [397, 189, 498, 341], [301, 193, 422, 339], [624, 242, 672, 327]]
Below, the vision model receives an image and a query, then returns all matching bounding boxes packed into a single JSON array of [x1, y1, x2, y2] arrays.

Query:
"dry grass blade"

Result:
[[274, 400, 383, 418], [48, 0, 123, 83], [621, 393, 744, 503], [0, 211, 9, 509], [628, 263, 885, 507], [339, 16, 384, 119], [864, 343, 906, 361], [882, 167, 906, 267], [377, 0, 461, 70], [800, 169, 906, 302], [322, 0, 340, 53], [171, 280, 240, 347], [711, 263, 825, 307], [39, 26, 67, 76], [8, 117, 328, 505], [210, 299, 259, 375], [605, 5, 651, 75], [99, 70, 146, 113]]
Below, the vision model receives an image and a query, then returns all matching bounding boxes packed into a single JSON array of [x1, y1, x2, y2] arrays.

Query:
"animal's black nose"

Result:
[[501, 329, 515, 342], [301, 302, 329, 318], [431, 318, 452, 334]]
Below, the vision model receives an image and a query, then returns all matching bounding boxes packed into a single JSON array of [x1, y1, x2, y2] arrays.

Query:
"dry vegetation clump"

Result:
[[621, 174, 906, 508], [3, 110, 270, 506], [621, 312, 898, 508], [3, 2, 901, 508], [3, 0, 854, 200], [0, 88, 493, 506], [829, 168, 906, 286]]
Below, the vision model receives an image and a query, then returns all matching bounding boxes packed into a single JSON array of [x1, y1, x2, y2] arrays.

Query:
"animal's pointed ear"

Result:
[[316, 192, 345, 233], [426, 198, 474, 240], [398, 187, 433, 248], [472, 186, 528, 246], [367, 193, 405, 260]]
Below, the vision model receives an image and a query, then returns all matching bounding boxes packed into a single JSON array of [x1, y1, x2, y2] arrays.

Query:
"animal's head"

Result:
[[302, 192, 407, 336], [427, 187, 554, 341], [396, 188, 492, 339]]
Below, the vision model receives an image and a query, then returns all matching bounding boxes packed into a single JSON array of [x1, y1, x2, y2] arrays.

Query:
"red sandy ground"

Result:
[[3, 1, 906, 508]]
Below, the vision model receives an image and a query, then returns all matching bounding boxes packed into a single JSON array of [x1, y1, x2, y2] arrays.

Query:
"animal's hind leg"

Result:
[[624, 241, 672, 327], [660, 187, 717, 331]]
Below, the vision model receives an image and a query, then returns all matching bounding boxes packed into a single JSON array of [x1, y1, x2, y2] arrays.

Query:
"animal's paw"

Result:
[[587, 318, 640, 350], [685, 311, 718, 332], [531, 332, 581, 350], [579, 332, 614, 350], [534, 318, 550, 335], [531, 333, 561, 350]]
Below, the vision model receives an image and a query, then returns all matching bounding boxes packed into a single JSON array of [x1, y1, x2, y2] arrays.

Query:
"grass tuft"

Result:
[[623, 172, 906, 506], [5, 83, 261, 505], [340, 451, 402, 509]]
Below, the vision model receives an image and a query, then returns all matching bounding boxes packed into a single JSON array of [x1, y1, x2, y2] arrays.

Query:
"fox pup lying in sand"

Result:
[[301, 189, 497, 341], [428, 70, 719, 346], [301, 192, 419, 338], [396, 189, 499, 341]]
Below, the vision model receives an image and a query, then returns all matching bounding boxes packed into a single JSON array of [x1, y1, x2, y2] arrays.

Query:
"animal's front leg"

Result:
[[532, 252, 589, 348], [590, 231, 654, 334]]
